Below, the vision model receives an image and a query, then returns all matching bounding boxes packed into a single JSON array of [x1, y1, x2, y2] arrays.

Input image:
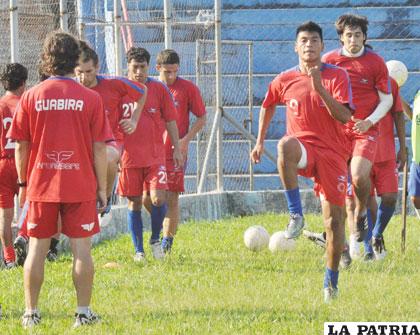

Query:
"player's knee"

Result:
[[151, 196, 166, 207], [411, 196, 420, 209], [381, 194, 397, 208], [351, 173, 368, 188], [277, 137, 300, 160], [127, 197, 142, 210]]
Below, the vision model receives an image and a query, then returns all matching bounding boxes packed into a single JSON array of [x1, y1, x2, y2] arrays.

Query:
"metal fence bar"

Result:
[[9, 0, 19, 62]]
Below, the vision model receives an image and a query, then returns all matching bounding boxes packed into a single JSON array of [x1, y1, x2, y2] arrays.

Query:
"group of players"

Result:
[[251, 14, 418, 303], [0, 31, 206, 327]]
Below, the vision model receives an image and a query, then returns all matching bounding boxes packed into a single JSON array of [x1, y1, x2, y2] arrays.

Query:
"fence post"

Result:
[[163, 0, 173, 49], [59, 0, 68, 32], [9, 0, 19, 62], [114, 0, 122, 76], [215, 0, 223, 191]]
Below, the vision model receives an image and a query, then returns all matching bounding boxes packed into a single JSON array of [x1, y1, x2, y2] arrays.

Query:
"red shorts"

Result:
[[118, 164, 168, 197], [371, 159, 398, 195], [347, 129, 378, 163], [0, 158, 18, 208], [166, 159, 185, 193], [27, 200, 99, 238], [106, 140, 123, 155], [297, 141, 348, 207]]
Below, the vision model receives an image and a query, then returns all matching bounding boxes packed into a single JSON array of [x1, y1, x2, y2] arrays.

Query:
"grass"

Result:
[[0, 213, 419, 334]]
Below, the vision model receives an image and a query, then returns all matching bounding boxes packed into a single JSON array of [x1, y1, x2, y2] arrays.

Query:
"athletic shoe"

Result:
[[73, 309, 100, 328], [349, 234, 361, 260], [133, 252, 146, 263], [285, 213, 305, 239], [150, 241, 165, 260], [14, 236, 28, 266], [372, 236, 387, 260], [22, 311, 41, 328], [340, 243, 352, 269], [364, 252, 375, 262], [4, 261, 16, 269], [303, 230, 326, 248], [324, 287, 338, 303], [46, 249, 58, 262], [354, 214, 368, 242]]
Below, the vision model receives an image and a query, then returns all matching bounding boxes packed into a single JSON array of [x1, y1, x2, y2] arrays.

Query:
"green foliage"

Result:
[[1, 214, 419, 334]]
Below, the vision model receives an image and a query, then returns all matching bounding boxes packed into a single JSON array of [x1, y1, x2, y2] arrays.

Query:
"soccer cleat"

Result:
[[349, 234, 361, 260], [22, 311, 41, 328], [303, 230, 326, 248], [340, 243, 352, 269], [14, 236, 28, 266], [46, 249, 58, 262], [354, 214, 368, 242], [284, 213, 305, 239], [4, 261, 17, 269], [372, 236, 387, 260], [73, 310, 100, 328], [133, 252, 146, 263], [150, 240, 165, 260], [323, 287, 338, 303], [363, 252, 375, 262]]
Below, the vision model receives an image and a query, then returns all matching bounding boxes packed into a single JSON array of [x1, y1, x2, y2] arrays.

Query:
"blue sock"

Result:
[[127, 210, 144, 253], [372, 203, 395, 238], [161, 236, 174, 252], [323, 268, 339, 289], [151, 204, 167, 242], [364, 208, 374, 254], [284, 188, 303, 216]]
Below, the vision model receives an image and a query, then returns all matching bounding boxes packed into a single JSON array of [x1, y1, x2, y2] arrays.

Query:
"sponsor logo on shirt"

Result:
[[360, 78, 369, 84], [337, 175, 346, 193], [288, 99, 299, 116], [35, 99, 84, 112], [37, 151, 80, 170], [81, 222, 95, 231], [148, 108, 157, 114], [28, 222, 38, 230]]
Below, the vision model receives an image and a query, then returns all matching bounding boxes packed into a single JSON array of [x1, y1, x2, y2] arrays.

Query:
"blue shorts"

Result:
[[408, 162, 420, 197]]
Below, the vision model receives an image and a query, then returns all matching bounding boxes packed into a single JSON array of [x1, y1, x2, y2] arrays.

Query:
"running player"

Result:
[[322, 15, 393, 253], [144, 49, 206, 253], [250, 21, 353, 302], [8, 32, 110, 328], [118, 47, 183, 262], [0, 63, 27, 268], [75, 41, 147, 217]]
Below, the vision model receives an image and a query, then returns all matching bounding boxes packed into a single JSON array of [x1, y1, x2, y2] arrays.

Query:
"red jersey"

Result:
[[375, 78, 403, 162], [0, 94, 20, 157], [262, 64, 354, 160], [322, 48, 390, 128], [91, 76, 146, 142], [164, 77, 206, 156], [120, 77, 177, 168], [8, 76, 111, 203]]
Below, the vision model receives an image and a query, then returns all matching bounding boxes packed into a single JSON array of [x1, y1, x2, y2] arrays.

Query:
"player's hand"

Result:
[[96, 190, 107, 214], [18, 187, 27, 208], [119, 118, 137, 135], [173, 147, 184, 169], [250, 143, 264, 164], [306, 65, 323, 92], [352, 117, 373, 133], [397, 148, 407, 171], [179, 137, 189, 158]]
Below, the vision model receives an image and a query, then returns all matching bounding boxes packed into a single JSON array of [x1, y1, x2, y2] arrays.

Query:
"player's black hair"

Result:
[[79, 40, 99, 66], [156, 49, 180, 65], [296, 21, 323, 42], [335, 14, 368, 44], [0, 63, 28, 91], [126, 47, 151, 65], [40, 31, 80, 76]]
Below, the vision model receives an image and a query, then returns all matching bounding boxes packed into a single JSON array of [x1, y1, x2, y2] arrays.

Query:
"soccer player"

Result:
[[322, 15, 393, 253], [143, 49, 206, 253], [75, 41, 147, 217], [118, 47, 183, 262], [8, 31, 109, 328], [250, 21, 353, 302], [0, 63, 27, 268]]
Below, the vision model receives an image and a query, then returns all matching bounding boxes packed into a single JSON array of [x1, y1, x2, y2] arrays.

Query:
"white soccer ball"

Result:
[[243, 225, 270, 252], [386, 60, 408, 87], [269, 231, 296, 252]]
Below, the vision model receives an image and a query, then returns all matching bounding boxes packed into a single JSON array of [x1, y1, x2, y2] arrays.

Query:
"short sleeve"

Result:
[[188, 83, 206, 117], [7, 93, 30, 141], [89, 92, 114, 142], [374, 57, 391, 94], [262, 75, 283, 109]]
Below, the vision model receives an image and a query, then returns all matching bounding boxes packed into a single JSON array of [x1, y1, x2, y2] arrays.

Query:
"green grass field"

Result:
[[0, 213, 419, 334]]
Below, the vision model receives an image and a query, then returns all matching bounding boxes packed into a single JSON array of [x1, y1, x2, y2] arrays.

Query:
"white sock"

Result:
[[76, 306, 90, 315], [25, 308, 39, 315]]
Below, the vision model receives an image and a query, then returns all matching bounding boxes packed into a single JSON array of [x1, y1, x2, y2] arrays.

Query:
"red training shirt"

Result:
[[0, 94, 20, 157]]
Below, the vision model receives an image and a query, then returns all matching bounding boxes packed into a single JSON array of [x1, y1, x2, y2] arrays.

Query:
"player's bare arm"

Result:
[[393, 108, 407, 170], [93, 141, 107, 213], [15, 140, 29, 207], [251, 104, 276, 164], [119, 86, 148, 135], [179, 114, 206, 157], [166, 120, 184, 168], [401, 98, 413, 120], [307, 66, 351, 124]]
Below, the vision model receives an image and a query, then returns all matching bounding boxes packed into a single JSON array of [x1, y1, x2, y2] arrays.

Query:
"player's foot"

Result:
[[349, 234, 361, 260], [22, 311, 41, 328], [372, 236, 387, 260], [73, 309, 100, 328], [323, 286, 338, 303], [354, 214, 368, 242], [14, 236, 28, 266], [46, 249, 58, 262], [285, 213, 305, 239], [363, 252, 375, 262], [340, 243, 352, 269], [133, 252, 146, 263], [303, 230, 326, 248], [150, 240, 165, 260], [3, 261, 17, 269]]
